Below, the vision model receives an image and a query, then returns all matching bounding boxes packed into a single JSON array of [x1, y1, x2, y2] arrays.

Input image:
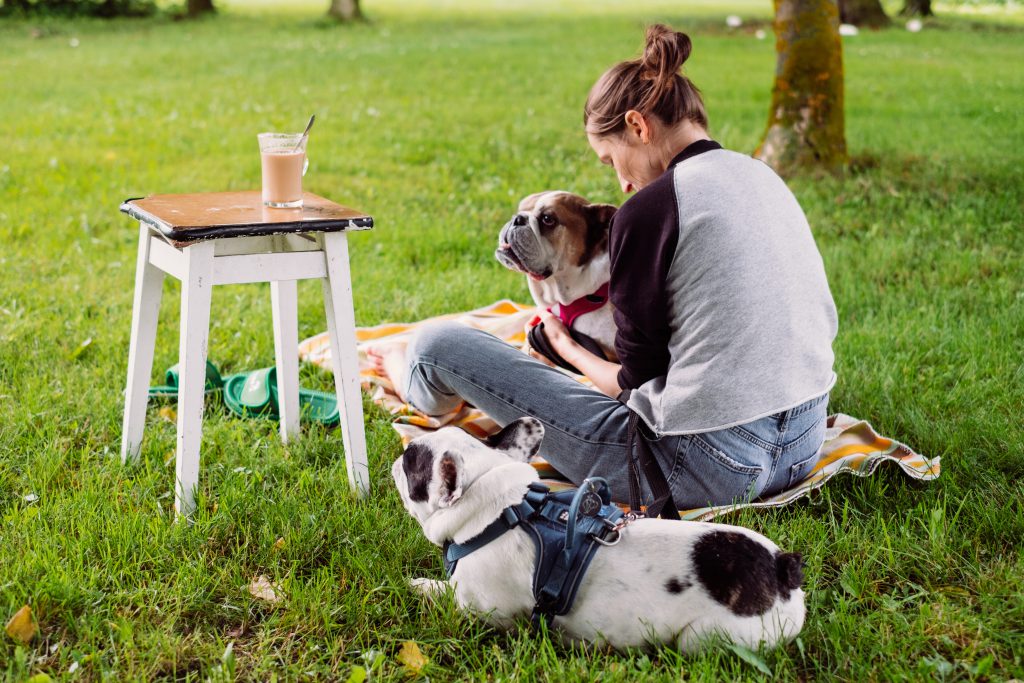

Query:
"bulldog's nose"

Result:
[[513, 214, 528, 227]]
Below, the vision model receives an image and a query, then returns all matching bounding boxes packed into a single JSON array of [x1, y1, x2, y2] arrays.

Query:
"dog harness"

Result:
[[442, 478, 625, 628], [550, 282, 609, 328]]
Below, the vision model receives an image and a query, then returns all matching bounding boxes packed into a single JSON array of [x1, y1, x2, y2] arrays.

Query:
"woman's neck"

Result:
[[653, 119, 710, 171]]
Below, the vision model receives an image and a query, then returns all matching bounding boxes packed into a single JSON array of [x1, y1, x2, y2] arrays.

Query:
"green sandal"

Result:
[[148, 361, 225, 400], [223, 367, 340, 427]]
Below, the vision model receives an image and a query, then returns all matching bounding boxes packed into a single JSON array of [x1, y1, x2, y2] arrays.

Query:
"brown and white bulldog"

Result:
[[495, 191, 619, 363]]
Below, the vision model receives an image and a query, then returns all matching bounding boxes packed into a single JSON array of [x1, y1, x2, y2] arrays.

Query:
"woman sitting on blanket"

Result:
[[371, 24, 838, 511]]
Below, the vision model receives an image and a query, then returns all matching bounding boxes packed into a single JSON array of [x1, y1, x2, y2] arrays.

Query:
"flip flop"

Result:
[[222, 367, 340, 427], [148, 361, 225, 400]]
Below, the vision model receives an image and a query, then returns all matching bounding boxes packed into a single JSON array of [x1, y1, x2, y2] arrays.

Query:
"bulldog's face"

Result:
[[391, 418, 545, 524], [496, 191, 617, 282]]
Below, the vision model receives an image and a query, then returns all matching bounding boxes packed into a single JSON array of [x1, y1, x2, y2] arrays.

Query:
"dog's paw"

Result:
[[409, 577, 449, 598]]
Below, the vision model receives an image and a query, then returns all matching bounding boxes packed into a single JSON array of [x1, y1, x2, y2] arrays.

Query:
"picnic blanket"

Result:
[[298, 300, 941, 522]]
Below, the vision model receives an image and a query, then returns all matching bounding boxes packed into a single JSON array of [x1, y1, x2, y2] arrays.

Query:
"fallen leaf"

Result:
[[158, 406, 177, 423], [248, 575, 283, 604], [397, 640, 427, 675], [5, 604, 38, 644], [69, 337, 92, 360], [346, 665, 367, 683], [27, 675, 52, 683]]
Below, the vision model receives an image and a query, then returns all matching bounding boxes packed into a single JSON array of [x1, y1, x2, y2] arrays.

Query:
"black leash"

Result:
[[620, 391, 680, 520]]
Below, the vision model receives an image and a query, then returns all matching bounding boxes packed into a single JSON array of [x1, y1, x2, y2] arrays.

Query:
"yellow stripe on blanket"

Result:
[[298, 299, 941, 522]]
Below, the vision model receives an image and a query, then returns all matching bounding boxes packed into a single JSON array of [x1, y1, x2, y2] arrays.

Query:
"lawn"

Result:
[[1, 0, 1023, 679]]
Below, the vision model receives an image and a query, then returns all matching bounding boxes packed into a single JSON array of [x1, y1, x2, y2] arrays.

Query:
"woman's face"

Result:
[[587, 130, 664, 194]]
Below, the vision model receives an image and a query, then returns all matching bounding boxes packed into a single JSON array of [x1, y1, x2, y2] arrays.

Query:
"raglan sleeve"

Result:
[[608, 184, 679, 391]]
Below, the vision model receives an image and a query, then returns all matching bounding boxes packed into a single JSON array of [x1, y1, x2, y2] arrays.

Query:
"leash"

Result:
[[620, 390, 680, 520]]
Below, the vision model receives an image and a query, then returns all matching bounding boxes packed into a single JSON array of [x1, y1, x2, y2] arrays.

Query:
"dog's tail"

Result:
[[776, 552, 804, 592]]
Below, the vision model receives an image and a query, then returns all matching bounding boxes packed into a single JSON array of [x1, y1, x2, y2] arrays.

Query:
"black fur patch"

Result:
[[402, 442, 434, 502], [665, 577, 692, 594], [693, 530, 782, 617]]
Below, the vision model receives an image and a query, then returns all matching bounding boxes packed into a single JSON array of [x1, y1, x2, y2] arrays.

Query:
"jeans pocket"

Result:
[[673, 434, 764, 508], [787, 449, 821, 488], [784, 414, 827, 488]]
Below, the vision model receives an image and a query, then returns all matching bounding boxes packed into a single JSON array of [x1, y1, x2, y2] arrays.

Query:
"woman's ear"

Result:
[[623, 109, 652, 145], [437, 451, 464, 508]]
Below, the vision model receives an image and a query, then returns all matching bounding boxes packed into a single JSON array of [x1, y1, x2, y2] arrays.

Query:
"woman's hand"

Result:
[[528, 309, 623, 398], [528, 309, 576, 366]]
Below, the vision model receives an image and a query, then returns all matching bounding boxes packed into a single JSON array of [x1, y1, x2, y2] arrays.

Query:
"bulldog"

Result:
[[495, 191, 619, 365], [392, 418, 807, 652]]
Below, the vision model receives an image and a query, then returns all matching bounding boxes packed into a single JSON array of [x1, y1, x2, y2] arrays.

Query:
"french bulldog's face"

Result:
[[495, 191, 617, 282], [391, 418, 545, 524]]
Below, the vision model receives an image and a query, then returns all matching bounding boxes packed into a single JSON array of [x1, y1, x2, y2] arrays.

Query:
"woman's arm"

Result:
[[530, 310, 623, 398]]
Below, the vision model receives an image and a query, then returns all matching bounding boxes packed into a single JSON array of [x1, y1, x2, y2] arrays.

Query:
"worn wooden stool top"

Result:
[[121, 191, 373, 247]]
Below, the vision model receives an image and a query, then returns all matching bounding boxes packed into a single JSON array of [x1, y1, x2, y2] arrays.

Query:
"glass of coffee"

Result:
[[258, 132, 309, 208]]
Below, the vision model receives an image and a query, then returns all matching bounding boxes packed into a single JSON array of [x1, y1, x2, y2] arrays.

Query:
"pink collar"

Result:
[[549, 282, 610, 328]]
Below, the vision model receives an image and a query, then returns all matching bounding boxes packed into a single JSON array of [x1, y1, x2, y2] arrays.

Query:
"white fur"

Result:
[[393, 420, 806, 652]]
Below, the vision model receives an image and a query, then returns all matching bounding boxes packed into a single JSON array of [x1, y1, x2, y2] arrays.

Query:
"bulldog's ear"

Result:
[[585, 203, 617, 231], [486, 417, 545, 461], [437, 451, 464, 508]]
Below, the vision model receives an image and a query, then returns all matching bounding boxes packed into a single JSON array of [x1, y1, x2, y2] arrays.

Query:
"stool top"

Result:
[[121, 191, 373, 247]]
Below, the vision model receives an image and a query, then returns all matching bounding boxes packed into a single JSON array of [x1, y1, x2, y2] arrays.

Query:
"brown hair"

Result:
[[584, 24, 708, 137]]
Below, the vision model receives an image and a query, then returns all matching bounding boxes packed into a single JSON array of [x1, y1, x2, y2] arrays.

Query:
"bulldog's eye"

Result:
[[540, 213, 557, 228]]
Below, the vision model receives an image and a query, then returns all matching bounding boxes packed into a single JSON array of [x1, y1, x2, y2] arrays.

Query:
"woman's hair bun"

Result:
[[640, 24, 693, 83]]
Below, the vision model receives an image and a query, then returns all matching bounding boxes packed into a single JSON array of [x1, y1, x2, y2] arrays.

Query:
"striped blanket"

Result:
[[298, 300, 940, 521]]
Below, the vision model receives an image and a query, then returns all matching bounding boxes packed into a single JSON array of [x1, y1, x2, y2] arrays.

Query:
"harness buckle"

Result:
[[592, 529, 621, 547]]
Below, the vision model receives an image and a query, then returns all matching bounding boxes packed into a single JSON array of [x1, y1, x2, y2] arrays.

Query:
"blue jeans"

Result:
[[403, 321, 829, 509]]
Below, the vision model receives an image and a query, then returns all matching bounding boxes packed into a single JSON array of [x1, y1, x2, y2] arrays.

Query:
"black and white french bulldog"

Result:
[[496, 191, 619, 361], [392, 417, 807, 652]]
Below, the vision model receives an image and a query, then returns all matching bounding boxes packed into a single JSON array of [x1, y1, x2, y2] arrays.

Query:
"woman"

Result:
[[374, 24, 838, 511]]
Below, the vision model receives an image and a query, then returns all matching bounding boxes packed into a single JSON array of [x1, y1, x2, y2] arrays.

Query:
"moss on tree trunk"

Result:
[[756, 0, 848, 177]]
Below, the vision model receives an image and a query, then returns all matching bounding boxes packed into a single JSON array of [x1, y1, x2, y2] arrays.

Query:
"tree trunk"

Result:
[[187, 0, 215, 16], [839, 0, 890, 27], [327, 0, 362, 21], [756, 0, 848, 177], [900, 0, 933, 16]]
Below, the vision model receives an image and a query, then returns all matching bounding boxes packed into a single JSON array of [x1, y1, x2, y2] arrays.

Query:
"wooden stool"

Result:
[[119, 191, 373, 517]]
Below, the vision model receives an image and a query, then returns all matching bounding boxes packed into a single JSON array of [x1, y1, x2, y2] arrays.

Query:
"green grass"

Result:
[[1, 0, 1023, 679]]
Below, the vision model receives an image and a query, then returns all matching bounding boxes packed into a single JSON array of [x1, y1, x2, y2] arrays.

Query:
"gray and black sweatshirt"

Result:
[[610, 140, 838, 436]]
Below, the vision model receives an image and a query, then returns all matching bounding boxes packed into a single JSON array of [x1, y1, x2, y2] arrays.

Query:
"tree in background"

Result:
[[901, 0, 933, 16], [327, 0, 361, 21], [839, 0, 890, 27], [756, 0, 847, 177], [187, 0, 214, 16]]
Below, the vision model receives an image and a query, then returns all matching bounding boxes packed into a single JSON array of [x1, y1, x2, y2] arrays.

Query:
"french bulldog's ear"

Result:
[[486, 417, 545, 461], [437, 451, 464, 508], [585, 203, 617, 231]]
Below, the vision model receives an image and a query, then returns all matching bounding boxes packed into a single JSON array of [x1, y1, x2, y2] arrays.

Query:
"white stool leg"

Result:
[[321, 231, 369, 496], [271, 279, 300, 443], [175, 240, 215, 518], [121, 224, 165, 463]]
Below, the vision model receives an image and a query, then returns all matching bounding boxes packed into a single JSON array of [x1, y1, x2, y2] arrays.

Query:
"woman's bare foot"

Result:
[[366, 343, 410, 403]]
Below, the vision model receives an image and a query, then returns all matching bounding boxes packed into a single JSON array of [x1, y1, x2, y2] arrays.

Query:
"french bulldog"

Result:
[[495, 191, 619, 362], [392, 417, 807, 652]]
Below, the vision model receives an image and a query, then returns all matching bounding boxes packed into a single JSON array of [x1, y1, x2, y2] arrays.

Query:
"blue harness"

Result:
[[442, 477, 625, 627]]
